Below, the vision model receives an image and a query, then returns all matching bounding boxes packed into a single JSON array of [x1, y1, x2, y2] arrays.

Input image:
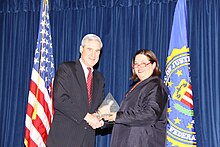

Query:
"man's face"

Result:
[[80, 40, 102, 67]]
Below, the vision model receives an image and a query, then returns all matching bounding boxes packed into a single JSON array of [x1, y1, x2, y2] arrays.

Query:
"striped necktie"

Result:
[[87, 67, 92, 105]]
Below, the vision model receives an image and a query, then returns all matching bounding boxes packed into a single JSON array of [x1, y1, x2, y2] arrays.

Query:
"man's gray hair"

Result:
[[81, 34, 103, 48]]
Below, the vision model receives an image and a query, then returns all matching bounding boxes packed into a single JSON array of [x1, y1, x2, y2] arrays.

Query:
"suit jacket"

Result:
[[47, 60, 104, 147], [110, 76, 168, 147]]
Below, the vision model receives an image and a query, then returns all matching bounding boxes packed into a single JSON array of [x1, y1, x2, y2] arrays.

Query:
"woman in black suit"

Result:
[[110, 49, 168, 147]]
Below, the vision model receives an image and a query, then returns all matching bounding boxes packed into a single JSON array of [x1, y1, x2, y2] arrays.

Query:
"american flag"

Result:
[[24, 0, 54, 146]]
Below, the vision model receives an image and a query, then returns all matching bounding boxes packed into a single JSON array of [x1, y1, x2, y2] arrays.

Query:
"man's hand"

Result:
[[84, 113, 104, 129]]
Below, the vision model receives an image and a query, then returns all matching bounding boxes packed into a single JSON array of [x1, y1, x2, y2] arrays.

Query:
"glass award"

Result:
[[97, 92, 120, 119]]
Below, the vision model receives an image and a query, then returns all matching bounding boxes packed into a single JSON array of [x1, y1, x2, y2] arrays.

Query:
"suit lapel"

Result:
[[91, 71, 98, 104], [74, 60, 89, 106], [73, 60, 100, 109]]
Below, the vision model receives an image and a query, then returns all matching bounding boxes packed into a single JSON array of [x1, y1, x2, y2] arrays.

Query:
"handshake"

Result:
[[84, 93, 119, 129]]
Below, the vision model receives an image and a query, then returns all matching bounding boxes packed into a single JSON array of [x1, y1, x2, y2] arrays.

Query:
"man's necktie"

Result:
[[87, 67, 92, 105]]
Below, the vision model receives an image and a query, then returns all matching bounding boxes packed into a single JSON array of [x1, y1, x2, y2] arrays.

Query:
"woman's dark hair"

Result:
[[131, 49, 161, 81]]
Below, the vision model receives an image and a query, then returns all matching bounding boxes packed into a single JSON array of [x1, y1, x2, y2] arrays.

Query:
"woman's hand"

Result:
[[103, 112, 117, 121]]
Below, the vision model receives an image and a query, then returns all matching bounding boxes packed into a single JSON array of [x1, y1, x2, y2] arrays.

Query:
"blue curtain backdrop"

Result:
[[0, 0, 219, 147]]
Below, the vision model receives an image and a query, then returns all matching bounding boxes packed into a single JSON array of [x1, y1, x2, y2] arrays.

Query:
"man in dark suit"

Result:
[[46, 34, 105, 147]]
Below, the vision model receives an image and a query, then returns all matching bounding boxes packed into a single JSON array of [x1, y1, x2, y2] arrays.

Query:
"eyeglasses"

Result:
[[132, 62, 151, 68]]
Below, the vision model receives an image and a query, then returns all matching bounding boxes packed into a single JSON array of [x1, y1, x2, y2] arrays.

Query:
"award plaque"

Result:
[[97, 92, 120, 118]]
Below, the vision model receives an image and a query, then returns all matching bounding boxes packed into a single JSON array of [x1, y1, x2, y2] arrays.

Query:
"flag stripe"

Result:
[[188, 84, 192, 90], [181, 98, 193, 108], [31, 68, 54, 117], [26, 103, 48, 137], [25, 115, 45, 146], [182, 94, 193, 105], [24, 128, 38, 147], [29, 79, 52, 124], [184, 91, 192, 100], [28, 91, 50, 131]]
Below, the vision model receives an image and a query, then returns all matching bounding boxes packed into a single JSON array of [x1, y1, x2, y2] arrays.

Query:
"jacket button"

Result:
[[84, 127, 87, 129]]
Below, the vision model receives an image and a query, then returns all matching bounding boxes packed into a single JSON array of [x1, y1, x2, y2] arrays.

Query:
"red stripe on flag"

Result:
[[185, 91, 192, 99], [26, 101, 34, 117], [188, 84, 192, 90], [181, 98, 193, 108], [24, 127, 38, 147], [29, 80, 53, 125], [26, 103, 48, 143]]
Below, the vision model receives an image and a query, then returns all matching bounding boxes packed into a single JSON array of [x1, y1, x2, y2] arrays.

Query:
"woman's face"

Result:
[[133, 54, 155, 81]]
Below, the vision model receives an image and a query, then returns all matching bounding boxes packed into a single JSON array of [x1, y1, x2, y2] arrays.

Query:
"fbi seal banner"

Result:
[[165, 46, 196, 147], [165, 0, 197, 146]]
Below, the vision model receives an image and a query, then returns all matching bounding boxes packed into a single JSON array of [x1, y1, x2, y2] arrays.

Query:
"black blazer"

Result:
[[110, 76, 168, 147], [47, 60, 104, 147]]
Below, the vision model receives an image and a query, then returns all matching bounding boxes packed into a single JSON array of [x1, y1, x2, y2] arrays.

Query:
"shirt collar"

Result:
[[79, 58, 94, 72], [79, 58, 94, 81]]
